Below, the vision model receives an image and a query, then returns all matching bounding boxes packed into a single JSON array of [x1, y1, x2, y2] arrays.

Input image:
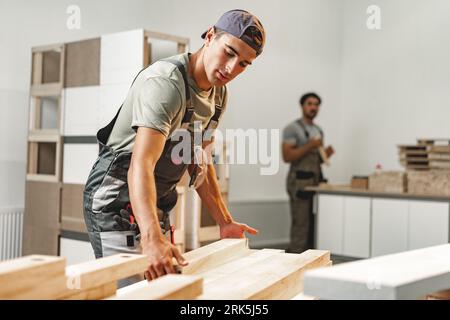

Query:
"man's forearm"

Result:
[[128, 162, 163, 242], [283, 143, 313, 163], [195, 164, 232, 226]]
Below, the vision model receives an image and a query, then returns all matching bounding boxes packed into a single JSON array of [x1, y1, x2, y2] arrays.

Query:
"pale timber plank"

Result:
[[180, 238, 249, 275], [0, 255, 66, 299], [199, 249, 283, 284], [65, 253, 147, 290], [303, 244, 450, 300], [110, 275, 202, 300], [62, 282, 117, 300], [198, 250, 330, 300]]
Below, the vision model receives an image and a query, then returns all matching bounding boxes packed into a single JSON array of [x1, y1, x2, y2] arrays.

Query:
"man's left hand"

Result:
[[325, 145, 335, 158], [220, 221, 259, 239]]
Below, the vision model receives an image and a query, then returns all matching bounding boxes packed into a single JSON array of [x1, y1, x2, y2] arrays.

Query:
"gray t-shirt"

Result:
[[282, 119, 323, 147], [106, 53, 227, 153]]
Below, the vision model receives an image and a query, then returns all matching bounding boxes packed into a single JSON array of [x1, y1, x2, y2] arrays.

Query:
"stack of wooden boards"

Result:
[[0, 239, 330, 300], [398, 138, 450, 170], [303, 243, 450, 300]]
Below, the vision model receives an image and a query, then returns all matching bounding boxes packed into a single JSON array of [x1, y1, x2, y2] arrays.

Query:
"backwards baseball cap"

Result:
[[201, 9, 266, 56]]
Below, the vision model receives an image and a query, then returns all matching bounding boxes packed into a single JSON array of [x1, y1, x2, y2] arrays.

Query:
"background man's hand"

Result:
[[220, 220, 259, 239], [141, 237, 188, 280], [325, 145, 335, 157], [308, 137, 323, 150]]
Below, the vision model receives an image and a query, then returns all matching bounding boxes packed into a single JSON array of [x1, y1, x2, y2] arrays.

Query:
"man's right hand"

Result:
[[141, 237, 188, 280]]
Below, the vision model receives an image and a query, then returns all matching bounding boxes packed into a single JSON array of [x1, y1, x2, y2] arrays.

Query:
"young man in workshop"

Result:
[[83, 9, 265, 285], [282, 93, 335, 253]]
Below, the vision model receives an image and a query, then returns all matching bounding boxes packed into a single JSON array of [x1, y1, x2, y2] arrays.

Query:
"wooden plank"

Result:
[[304, 244, 450, 300], [198, 250, 330, 300], [65, 253, 148, 290], [30, 83, 62, 97], [399, 156, 428, 162], [110, 275, 202, 300], [144, 30, 189, 45], [143, 36, 151, 67], [31, 52, 43, 85], [199, 249, 283, 284], [0, 255, 66, 299], [32, 43, 64, 53], [430, 146, 450, 153], [62, 281, 117, 300], [28, 132, 60, 142], [417, 138, 450, 146], [26, 174, 59, 182], [27, 141, 38, 174], [180, 239, 249, 274], [428, 153, 450, 161]]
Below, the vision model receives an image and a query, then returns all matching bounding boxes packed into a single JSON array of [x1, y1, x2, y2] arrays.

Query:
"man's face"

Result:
[[302, 97, 320, 119], [202, 29, 257, 87]]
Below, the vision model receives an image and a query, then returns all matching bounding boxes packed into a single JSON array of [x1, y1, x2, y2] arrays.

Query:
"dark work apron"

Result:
[[82, 59, 223, 258]]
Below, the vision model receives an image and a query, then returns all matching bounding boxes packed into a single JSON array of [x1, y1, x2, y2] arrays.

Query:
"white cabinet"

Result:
[[60, 237, 95, 265], [317, 194, 450, 258], [343, 197, 371, 258], [372, 199, 409, 257], [408, 200, 449, 250], [317, 195, 371, 258], [317, 195, 344, 255]]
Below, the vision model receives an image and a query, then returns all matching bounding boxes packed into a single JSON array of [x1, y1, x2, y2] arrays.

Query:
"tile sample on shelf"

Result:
[[64, 38, 100, 88], [100, 29, 144, 85], [98, 83, 130, 129], [63, 86, 100, 136], [63, 144, 98, 184]]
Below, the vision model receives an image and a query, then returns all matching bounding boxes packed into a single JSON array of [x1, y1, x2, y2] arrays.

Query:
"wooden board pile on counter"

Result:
[[0, 239, 330, 300], [398, 138, 450, 170]]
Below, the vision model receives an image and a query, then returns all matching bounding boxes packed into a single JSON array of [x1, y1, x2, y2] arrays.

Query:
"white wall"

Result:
[[337, 0, 450, 180]]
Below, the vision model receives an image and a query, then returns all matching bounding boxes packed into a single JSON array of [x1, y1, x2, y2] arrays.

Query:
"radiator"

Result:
[[0, 207, 24, 261]]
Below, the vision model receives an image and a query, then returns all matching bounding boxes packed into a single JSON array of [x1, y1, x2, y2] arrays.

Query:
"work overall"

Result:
[[83, 60, 223, 263], [286, 120, 323, 253]]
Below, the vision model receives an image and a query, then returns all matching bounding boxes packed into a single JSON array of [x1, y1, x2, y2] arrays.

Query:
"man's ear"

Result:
[[204, 27, 215, 46]]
